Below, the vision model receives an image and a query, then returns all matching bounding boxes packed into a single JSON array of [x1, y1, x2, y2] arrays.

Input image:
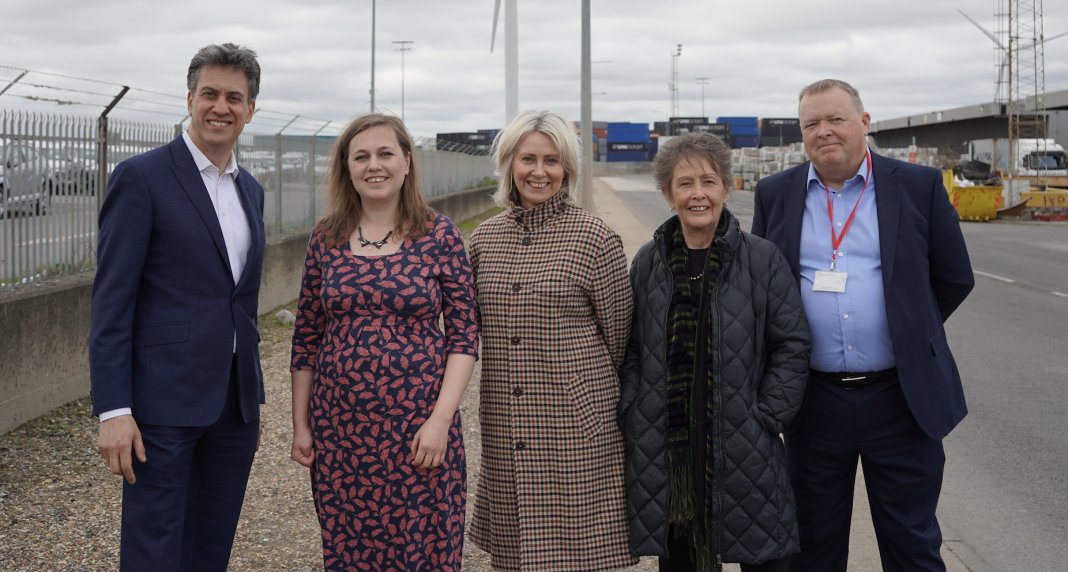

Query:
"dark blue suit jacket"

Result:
[[751, 153, 974, 439], [90, 136, 265, 426]]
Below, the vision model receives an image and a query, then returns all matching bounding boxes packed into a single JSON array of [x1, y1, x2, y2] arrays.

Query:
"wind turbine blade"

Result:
[[1043, 31, 1068, 45], [957, 8, 1006, 49], [491, 0, 501, 52]]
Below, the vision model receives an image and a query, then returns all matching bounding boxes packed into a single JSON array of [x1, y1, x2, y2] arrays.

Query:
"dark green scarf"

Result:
[[664, 218, 726, 572]]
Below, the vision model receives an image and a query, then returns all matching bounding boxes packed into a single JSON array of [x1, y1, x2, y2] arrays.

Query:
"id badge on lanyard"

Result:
[[812, 151, 871, 294]]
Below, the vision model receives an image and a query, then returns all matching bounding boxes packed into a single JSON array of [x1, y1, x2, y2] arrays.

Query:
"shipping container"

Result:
[[668, 116, 710, 136], [669, 116, 709, 125], [758, 118, 802, 147], [717, 116, 759, 136], [730, 134, 759, 149], [606, 122, 650, 161], [436, 131, 493, 155], [607, 122, 650, 143], [676, 123, 731, 143], [606, 141, 648, 162], [717, 116, 759, 125]]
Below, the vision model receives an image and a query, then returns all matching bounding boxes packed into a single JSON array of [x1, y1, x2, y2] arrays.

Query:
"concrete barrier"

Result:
[[592, 161, 652, 176], [0, 277, 94, 435], [428, 185, 496, 225], [0, 186, 497, 435]]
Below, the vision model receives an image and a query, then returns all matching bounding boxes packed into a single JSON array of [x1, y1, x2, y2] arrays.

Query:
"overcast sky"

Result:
[[2, 0, 1066, 139]]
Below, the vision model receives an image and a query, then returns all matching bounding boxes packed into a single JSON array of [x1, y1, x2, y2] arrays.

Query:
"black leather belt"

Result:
[[811, 367, 897, 389]]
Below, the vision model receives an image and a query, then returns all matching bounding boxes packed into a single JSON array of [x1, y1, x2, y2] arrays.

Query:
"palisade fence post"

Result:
[[275, 114, 300, 234], [310, 121, 332, 227], [96, 86, 129, 215], [274, 132, 283, 234]]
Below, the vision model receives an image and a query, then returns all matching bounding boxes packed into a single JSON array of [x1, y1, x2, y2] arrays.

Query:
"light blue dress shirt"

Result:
[[800, 150, 895, 372]]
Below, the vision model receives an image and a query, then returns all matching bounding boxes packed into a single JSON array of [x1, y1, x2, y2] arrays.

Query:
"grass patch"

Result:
[[456, 207, 505, 237]]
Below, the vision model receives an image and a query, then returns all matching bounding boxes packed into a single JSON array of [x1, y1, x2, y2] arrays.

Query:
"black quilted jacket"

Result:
[[618, 210, 810, 564]]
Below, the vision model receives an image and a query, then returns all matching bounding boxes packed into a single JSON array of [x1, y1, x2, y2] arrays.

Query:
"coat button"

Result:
[[516, 441, 527, 450], [510, 336, 520, 345], [511, 282, 521, 293], [521, 236, 532, 246], [512, 388, 524, 397]]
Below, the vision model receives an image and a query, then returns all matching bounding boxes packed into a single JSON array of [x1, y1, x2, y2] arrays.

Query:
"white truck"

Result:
[[962, 138, 1068, 177]]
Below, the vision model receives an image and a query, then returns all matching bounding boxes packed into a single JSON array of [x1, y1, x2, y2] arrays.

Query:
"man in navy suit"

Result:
[[751, 79, 974, 572], [90, 43, 265, 571]]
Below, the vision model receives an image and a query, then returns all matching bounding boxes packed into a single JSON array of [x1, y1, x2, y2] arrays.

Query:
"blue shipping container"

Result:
[[731, 135, 759, 148], [717, 116, 759, 136], [607, 151, 648, 162], [717, 116, 759, 125], [607, 122, 649, 143]]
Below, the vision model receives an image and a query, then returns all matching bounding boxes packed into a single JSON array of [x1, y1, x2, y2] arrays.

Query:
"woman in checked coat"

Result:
[[468, 110, 637, 571]]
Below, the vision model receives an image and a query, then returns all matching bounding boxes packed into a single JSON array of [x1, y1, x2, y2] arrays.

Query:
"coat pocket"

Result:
[[564, 373, 605, 441]]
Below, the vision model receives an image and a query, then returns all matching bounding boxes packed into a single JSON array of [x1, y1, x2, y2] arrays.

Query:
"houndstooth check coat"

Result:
[[468, 191, 638, 571]]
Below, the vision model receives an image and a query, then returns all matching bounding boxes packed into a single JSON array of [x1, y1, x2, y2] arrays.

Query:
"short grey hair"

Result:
[[653, 131, 734, 194], [187, 43, 261, 101], [490, 110, 580, 208], [798, 78, 864, 115]]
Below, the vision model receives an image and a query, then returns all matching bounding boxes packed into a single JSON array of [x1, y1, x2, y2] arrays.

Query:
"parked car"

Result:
[[40, 143, 99, 195], [1, 140, 52, 217], [0, 139, 103, 216]]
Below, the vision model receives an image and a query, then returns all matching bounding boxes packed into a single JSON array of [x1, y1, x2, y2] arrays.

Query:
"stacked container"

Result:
[[435, 132, 493, 155], [717, 116, 759, 149], [758, 118, 802, 148], [606, 122, 650, 162]]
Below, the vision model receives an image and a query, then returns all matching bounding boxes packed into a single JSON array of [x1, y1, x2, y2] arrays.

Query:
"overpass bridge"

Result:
[[869, 88, 1068, 158]]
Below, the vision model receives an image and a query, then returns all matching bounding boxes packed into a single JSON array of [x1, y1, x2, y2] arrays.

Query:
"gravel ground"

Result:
[[0, 305, 658, 571]]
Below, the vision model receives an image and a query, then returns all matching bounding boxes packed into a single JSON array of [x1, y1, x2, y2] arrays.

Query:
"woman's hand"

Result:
[[410, 415, 451, 470], [291, 425, 315, 468]]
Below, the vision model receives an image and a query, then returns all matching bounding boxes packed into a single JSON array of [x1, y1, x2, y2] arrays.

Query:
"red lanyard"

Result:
[[816, 150, 871, 270]]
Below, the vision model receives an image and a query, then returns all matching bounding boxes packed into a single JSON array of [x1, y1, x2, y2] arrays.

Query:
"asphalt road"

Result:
[[604, 174, 1068, 572]]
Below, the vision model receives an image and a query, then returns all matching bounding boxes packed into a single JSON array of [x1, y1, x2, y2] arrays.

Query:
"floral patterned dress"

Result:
[[291, 214, 479, 571]]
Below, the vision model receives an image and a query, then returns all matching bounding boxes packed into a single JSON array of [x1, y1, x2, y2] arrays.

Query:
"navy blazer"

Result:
[[751, 153, 974, 439], [90, 136, 266, 426]]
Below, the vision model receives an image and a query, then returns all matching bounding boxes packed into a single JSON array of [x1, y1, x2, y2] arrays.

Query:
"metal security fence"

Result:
[[1, 112, 104, 286], [1, 110, 493, 289]]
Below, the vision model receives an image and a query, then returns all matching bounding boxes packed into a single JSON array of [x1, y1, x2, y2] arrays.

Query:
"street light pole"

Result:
[[370, 0, 376, 112], [580, 0, 593, 211], [392, 40, 413, 121], [696, 76, 710, 119], [670, 44, 682, 119]]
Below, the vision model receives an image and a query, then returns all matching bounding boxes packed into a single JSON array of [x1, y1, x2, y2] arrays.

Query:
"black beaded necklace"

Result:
[[356, 226, 393, 249]]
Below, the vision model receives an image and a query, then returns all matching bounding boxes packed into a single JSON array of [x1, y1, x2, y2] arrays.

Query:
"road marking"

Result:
[[1052, 291, 1068, 298], [974, 270, 1015, 283]]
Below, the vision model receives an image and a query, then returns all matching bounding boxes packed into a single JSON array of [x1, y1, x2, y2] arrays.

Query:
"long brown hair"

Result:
[[319, 113, 434, 246]]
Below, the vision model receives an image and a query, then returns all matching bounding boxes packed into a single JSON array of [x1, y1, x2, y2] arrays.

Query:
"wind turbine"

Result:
[[958, 8, 1068, 104], [491, 0, 519, 123]]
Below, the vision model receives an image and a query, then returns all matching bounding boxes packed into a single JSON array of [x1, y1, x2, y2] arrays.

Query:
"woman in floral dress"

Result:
[[290, 113, 479, 571]]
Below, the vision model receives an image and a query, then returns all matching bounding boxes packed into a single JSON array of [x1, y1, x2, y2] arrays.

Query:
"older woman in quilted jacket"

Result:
[[619, 132, 811, 572]]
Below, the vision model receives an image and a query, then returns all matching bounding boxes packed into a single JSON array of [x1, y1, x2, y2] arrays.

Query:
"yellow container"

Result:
[[942, 170, 1002, 222]]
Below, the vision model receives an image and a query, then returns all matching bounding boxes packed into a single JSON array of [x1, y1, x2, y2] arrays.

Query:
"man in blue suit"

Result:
[[752, 79, 974, 572], [90, 43, 265, 571]]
